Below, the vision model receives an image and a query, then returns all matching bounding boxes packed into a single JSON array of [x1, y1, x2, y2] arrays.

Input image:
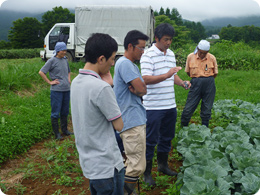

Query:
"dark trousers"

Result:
[[181, 76, 216, 126], [50, 90, 70, 119], [146, 108, 177, 161], [89, 168, 125, 195]]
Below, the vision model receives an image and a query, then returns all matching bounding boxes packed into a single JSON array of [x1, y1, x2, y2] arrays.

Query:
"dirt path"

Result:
[[0, 122, 182, 195]]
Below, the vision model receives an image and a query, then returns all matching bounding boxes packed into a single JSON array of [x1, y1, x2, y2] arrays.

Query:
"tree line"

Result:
[[2, 6, 260, 50], [0, 6, 74, 49], [219, 24, 260, 46]]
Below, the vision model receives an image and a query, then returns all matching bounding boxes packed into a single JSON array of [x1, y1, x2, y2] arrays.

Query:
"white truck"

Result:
[[40, 5, 155, 61]]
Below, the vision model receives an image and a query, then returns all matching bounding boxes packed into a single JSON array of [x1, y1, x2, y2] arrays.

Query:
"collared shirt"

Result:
[[113, 56, 146, 132], [71, 69, 124, 180], [140, 44, 177, 110], [185, 53, 218, 78], [40, 56, 71, 91]]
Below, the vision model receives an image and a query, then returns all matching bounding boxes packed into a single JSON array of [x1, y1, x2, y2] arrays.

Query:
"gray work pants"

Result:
[[181, 76, 216, 127]]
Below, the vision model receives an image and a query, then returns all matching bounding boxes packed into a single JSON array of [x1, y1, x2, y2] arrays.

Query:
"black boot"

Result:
[[60, 116, 74, 136], [157, 152, 177, 176], [51, 118, 62, 140], [124, 181, 136, 195], [202, 121, 209, 127], [181, 122, 189, 128], [143, 160, 156, 186]]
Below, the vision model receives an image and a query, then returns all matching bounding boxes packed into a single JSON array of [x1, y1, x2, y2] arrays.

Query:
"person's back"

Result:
[[71, 33, 125, 195], [71, 69, 123, 178]]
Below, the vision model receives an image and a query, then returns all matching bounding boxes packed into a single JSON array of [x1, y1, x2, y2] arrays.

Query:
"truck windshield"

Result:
[[49, 26, 70, 50]]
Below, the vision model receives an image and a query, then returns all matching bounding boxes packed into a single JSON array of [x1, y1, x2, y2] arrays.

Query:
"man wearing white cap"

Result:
[[181, 40, 218, 127]]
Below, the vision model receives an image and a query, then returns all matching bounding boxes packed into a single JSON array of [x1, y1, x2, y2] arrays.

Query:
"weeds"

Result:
[[155, 173, 171, 188], [1, 56, 260, 194], [14, 183, 26, 195]]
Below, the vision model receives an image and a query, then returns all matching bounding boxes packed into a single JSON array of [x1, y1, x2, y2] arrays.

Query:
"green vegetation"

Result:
[[0, 58, 82, 164], [176, 100, 260, 194], [1, 39, 260, 194], [1, 6, 74, 49], [8, 17, 43, 49], [0, 48, 42, 60]]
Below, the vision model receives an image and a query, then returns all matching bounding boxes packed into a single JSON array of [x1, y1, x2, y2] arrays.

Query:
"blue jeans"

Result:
[[50, 90, 70, 118], [146, 108, 177, 160], [89, 168, 125, 195]]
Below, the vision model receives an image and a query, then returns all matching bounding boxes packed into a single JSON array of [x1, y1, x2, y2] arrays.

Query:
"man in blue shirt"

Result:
[[113, 30, 148, 194]]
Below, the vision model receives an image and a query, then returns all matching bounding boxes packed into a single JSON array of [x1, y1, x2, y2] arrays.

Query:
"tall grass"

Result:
[[0, 58, 45, 91], [1, 53, 260, 164], [0, 48, 42, 59], [175, 40, 260, 70]]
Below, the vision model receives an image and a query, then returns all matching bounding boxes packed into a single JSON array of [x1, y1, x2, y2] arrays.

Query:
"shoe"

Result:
[[157, 152, 177, 176], [143, 160, 156, 186]]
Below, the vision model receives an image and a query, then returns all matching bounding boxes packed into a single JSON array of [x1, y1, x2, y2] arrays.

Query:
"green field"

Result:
[[0, 56, 260, 194], [1, 57, 260, 164]]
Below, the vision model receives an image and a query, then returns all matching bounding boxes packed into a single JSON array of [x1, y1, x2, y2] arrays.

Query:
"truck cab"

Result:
[[41, 6, 155, 62], [40, 23, 75, 61]]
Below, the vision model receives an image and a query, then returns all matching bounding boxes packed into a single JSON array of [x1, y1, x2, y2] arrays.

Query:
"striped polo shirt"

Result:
[[140, 44, 177, 110]]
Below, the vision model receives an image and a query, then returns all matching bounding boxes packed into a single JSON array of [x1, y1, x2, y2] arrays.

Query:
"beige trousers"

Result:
[[120, 125, 146, 178]]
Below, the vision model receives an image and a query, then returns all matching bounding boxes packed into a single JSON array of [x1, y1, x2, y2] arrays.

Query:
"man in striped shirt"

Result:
[[140, 23, 190, 186]]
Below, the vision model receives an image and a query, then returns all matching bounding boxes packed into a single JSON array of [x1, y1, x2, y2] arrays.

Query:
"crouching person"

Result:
[[39, 42, 73, 140], [71, 33, 125, 195]]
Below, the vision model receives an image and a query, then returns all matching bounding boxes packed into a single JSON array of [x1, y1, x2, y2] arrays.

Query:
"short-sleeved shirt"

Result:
[[113, 56, 146, 132], [40, 56, 71, 91], [140, 44, 177, 110], [71, 69, 124, 180], [185, 52, 218, 78]]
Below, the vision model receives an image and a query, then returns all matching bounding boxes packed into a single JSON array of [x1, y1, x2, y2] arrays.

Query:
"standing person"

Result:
[[71, 33, 125, 195], [39, 42, 73, 140], [113, 30, 148, 194], [140, 23, 191, 186], [181, 40, 218, 127]]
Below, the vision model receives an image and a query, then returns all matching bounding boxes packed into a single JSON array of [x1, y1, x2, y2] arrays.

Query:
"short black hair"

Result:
[[124, 30, 149, 50], [155, 23, 175, 40], [85, 33, 118, 63]]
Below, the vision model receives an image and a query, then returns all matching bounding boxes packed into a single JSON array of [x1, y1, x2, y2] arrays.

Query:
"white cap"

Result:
[[194, 40, 210, 54]]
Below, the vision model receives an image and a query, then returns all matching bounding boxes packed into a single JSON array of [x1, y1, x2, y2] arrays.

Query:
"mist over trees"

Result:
[[154, 7, 207, 43], [2, 6, 260, 49], [1, 6, 74, 49]]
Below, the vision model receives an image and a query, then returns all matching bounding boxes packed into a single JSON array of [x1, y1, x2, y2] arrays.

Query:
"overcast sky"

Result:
[[1, 0, 260, 21]]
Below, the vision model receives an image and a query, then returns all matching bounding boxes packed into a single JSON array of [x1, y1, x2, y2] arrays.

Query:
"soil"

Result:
[[0, 121, 182, 195]]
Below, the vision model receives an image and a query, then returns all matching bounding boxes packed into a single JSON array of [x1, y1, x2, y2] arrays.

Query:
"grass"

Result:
[[0, 57, 260, 194]]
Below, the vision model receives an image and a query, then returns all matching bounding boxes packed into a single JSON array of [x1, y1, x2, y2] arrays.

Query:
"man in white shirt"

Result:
[[140, 23, 191, 186]]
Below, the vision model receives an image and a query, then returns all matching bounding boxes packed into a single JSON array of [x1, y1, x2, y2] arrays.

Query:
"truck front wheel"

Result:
[[65, 52, 74, 62]]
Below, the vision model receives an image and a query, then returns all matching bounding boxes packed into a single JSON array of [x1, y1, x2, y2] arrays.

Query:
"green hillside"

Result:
[[201, 15, 260, 27], [0, 10, 43, 41]]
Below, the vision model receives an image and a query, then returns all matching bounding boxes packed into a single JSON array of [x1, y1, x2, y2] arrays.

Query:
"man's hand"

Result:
[[100, 71, 113, 86], [50, 79, 60, 85], [166, 67, 182, 78], [182, 81, 191, 89]]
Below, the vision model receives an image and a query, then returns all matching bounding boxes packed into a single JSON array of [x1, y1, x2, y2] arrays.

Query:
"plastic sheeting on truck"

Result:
[[75, 5, 154, 54]]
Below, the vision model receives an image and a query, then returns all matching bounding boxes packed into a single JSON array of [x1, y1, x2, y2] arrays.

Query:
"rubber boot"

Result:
[[143, 160, 156, 186], [60, 116, 74, 136], [157, 152, 177, 176], [181, 122, 189, 128], [51, 118, 62, 140], [202, 121, 209, 127], [124, 181, 136, 195]]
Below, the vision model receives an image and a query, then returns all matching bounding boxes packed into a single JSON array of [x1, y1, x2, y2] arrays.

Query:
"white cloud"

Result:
[[0, 0, 260, 21], [0, 0, 7, 8]]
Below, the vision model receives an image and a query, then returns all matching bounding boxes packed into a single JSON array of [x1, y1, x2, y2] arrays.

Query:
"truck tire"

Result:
[[65, 52, 74, 62]]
